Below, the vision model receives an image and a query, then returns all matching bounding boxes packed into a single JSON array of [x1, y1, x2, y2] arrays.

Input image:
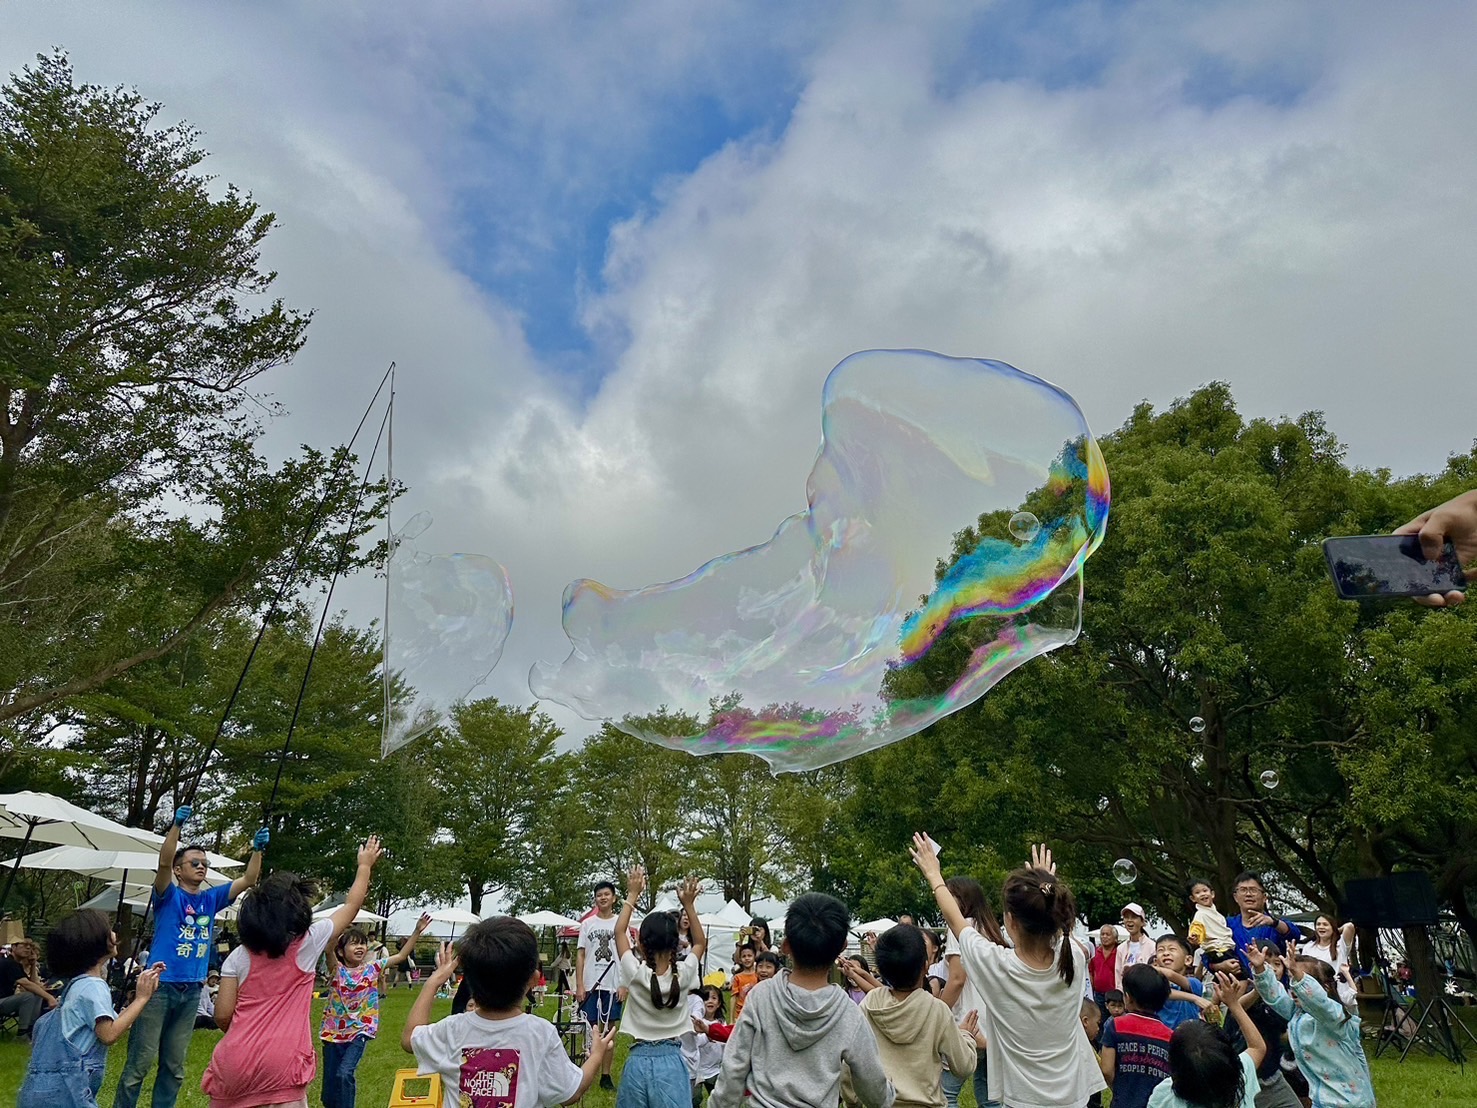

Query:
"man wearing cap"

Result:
[[1114, 903, 1157, 990]]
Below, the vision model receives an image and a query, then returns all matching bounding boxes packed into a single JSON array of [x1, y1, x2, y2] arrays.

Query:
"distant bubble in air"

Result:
[[1113, 859, 1138, 885]]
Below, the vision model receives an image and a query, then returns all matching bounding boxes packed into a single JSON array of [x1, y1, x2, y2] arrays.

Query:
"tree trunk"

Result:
[[468, 881, 484, 916], [1401, 925, 1441, 1011]]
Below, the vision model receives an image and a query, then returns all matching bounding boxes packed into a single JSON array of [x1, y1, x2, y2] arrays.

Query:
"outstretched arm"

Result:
[[228, 829, 267, 902], [1213, 973, 1266, 1069], [156, 808, 189, 895], [678, 876, 706, 961], [329, 836, 383, 945], [911, 833, 967, 939], [402, 941, 456, 1052], [615, 865, 644, 961], [387, 914, 433, 968]]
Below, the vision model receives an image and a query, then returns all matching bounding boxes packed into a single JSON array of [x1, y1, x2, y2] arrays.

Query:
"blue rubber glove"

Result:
[[252, 827, 270, 852], [173, 805, 193, 828]]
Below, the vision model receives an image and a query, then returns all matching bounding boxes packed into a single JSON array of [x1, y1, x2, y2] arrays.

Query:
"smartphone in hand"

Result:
[[1322, 534, 1467, 599]]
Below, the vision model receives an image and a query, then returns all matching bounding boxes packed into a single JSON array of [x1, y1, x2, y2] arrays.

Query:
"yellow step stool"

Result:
[[389, 1069, 442, 1106]]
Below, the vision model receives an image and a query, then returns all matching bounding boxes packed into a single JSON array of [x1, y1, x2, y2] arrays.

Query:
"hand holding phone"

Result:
[[1395, 489, 1477, 606], [1322, 534, 1468, 601]]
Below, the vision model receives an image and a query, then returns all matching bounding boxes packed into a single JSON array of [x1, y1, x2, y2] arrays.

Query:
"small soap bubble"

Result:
[[1112, 858, 1138, 885], [1096, 796, 1109, 812], [1189, 716, 1206, 733], [1008, 511, 1041, 542], [532, 350, 1111, 772], [1259, 769, 1280, 790]]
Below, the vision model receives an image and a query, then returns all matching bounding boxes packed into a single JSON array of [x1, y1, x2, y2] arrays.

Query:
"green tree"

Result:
[[0, 52, 382, 728], [827, 384, 1476, 965], [431, 698, 571, 915]]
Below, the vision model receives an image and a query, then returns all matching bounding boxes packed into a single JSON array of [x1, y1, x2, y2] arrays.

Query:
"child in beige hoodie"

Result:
[[858, 925, 979, 1108]]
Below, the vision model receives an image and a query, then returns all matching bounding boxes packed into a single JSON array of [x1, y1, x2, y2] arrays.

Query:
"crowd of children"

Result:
[[16, 824, 1386, 1108]]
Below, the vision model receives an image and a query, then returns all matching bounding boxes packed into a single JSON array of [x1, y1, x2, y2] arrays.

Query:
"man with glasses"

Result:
[[1225, 871, 1300, 978], [114, 805, 267, 1108]]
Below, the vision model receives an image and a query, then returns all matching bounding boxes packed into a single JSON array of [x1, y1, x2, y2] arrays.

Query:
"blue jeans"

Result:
[[114, 982, 201, 1108], [941, 1046, 998, 1108], [322, 1036, 369, 1108], [616, 1040, 689, 1108]]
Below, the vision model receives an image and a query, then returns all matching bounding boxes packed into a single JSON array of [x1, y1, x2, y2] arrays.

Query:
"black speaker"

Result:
[[1342, 873, 1439, 928]]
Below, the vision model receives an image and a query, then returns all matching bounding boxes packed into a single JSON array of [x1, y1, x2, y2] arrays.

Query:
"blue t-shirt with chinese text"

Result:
[[149, 881, 235, 983]]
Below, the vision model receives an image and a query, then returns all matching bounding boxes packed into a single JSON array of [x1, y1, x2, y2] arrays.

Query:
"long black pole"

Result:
[[182, 363, 396, 807], [0, 821, 37, 913], [263, 401, 393, 821]]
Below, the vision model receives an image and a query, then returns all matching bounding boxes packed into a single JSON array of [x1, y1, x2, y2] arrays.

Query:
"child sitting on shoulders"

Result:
[[860, 923, 978, 1108], [710, 892, 894, 1108], [1147, 973, 1266, 1108], [1186, 880, 1235, 969], [1100, 964, 1173, 1108], [405, 920, 614, 1108], [18, 910, 165, 1108]]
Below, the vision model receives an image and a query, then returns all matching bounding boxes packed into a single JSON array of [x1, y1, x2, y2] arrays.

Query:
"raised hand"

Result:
[[910, 832, 944, 884], [960, 1009, 985, 1047], [136, 962, 165, 1000], [1284, 942, 1305, 980], [1030, 843, 1056, 875], [1214, 971, 1247, 1004], [1244, 943, 1268, 974], [173, 805, 193, 828], [414, 912, 433, 935], [432, 940, 459, 981], [358, 835, 384, 868], [677, 874, 702, 905], [251, 827, 270, 851], [590, 1023, 617, 1061], [626, 864, 646, 899]]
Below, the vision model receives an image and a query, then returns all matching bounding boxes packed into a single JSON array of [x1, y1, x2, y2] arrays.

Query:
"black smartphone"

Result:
[[1322, 535, 1468, 600]]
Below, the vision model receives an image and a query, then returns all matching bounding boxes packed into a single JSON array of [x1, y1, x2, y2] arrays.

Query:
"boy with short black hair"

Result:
[[732, 943, 760, 1021], [1098, 963, 1172, 1108], [711, 892, 894, 1108], [405, 918, 614, 1108], [1152, 935, 1205, 1031], [859, 924, 976, 1108], [1104, 989, 1125, 1018]]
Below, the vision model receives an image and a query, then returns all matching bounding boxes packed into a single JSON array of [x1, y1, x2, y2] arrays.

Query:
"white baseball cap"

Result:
[[1121, 903, 1146, 919]]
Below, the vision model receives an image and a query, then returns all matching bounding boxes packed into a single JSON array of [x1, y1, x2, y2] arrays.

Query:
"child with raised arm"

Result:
[[320, 911, 433, 1108], [405, 922, 614, 1108], [711, 892, 894, 1108], [913, 835, 1105, 1108], [1248, 941, 1374, 1108], [202, 835, 382, 1108], [18, 910, 165, 1108], [1147, 973, 1266, 1108], [614, 866, 707, 1108], [860, 923, 978, 1108]]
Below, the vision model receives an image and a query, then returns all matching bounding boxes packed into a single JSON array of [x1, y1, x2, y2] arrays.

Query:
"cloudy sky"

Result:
[[8, 0, 1476, 750]]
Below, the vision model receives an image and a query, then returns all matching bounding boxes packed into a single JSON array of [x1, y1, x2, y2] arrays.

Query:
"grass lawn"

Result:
[[1, 988, 1474, 1106]]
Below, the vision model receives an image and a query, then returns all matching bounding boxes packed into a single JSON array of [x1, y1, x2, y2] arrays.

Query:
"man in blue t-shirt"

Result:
[[114, 805, 267, 1108], [1225, 871, 1301, 977]]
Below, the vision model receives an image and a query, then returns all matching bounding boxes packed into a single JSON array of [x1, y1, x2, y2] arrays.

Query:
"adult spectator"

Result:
[[576, 879, 625, 1090], [0, 937, 55, 1038], [1089, 925, 1119, 1004], [1226, 872, 1299, 977], [114, 806, 265, 1108], [1396, 488, 1477, 606], [1114, 904, 1156, 989]]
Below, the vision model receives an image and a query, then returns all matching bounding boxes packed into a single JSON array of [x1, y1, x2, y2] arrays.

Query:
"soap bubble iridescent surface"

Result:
[[382, 512, 513, 755], [531, 349, 1110, 771], [1113, 859, 1138, 885], [1189, 716, 1206, 734], [1259, 769, 1280, 790]]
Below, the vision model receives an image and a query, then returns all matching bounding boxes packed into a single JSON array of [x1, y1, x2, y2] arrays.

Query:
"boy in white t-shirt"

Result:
[[405, 918, 614, 1108]]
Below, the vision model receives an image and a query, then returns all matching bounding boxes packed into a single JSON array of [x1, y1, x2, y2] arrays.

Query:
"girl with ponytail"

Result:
[[615, 866, 707, 1108], [913, 835, 1106, 1108]]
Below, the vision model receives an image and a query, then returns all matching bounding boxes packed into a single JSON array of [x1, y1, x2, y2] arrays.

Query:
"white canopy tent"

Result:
[[517, 910, 581, 929], [312, 906, 388, 925]]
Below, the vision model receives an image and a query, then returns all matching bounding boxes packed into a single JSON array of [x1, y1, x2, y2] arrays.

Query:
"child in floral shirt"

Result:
[[320, 913, 431, 1108]]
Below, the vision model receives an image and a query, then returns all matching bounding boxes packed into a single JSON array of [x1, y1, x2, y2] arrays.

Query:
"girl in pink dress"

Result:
[[202, 837, 383, 1108]]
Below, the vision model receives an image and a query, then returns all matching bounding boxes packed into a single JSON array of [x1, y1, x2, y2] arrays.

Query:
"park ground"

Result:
[[1, 991, 1474, 1106]]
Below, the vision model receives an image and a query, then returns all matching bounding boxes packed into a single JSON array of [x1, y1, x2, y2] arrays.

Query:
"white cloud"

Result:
[[6, 1, 1476, 747]]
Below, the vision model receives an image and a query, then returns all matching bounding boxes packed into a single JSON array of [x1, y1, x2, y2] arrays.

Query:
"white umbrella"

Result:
[[0, 846, 235, 888], [0, 791, 163, 908], [517, 910, 581, 929], [313, 906, 388, 925], [78, 882, 154, 913], [852, 918, 899, 936], [426, 906, 481, 938]]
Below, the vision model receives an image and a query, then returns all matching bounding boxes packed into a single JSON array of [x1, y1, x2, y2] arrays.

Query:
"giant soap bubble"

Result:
[[382, 511, 513, 755], [531, 350, 1110, 771]]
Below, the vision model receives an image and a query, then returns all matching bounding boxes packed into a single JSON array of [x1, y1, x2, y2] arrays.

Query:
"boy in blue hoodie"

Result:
[[710, 893, 894, 1108]]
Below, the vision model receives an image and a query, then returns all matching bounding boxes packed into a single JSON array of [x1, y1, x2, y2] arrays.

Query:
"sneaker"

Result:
[[600, 1075, 615, 1090]]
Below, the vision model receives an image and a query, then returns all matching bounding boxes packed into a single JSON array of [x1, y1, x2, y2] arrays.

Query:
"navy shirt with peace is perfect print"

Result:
[[148, 882, 235, 983]]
